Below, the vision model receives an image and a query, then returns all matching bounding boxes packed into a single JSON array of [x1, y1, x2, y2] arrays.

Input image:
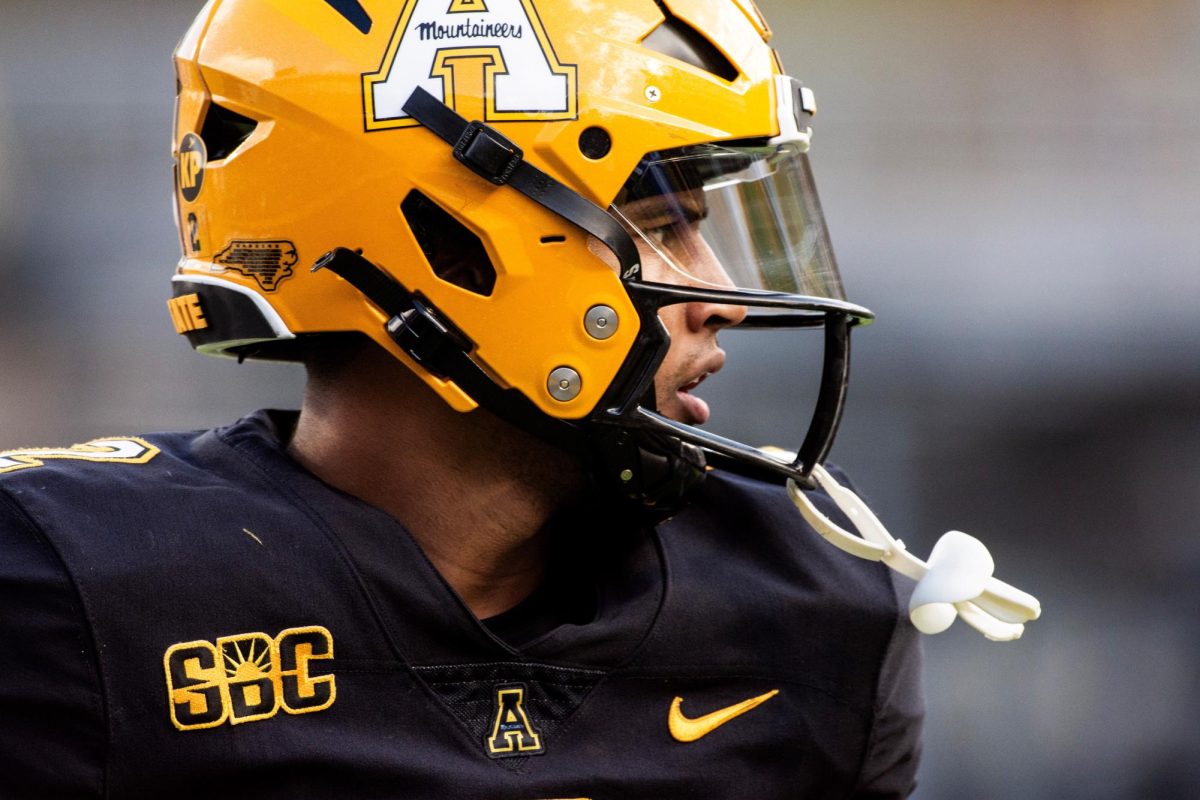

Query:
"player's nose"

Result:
[[682, 246, 748, 332], [686, 293, 748, 333]]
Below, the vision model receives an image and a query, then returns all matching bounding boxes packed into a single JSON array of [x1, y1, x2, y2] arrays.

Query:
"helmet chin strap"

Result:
[[787, 465, 1042, 641], [313, 246, 705, 514]]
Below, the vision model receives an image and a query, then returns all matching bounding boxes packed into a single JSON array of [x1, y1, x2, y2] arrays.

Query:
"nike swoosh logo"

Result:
[[668, 689, 780, 743]]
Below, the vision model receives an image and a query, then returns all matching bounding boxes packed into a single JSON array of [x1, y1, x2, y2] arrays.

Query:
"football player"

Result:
[[0, 1, 927, 797]]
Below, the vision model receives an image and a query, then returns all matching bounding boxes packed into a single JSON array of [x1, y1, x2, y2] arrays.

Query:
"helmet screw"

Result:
[[547, 367, 582, 402], [644, 85, 662, 103], [584, 305, 619, 340], [620, 469, 634, 483]]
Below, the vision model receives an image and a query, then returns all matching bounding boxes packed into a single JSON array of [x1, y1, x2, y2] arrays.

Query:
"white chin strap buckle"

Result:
[[787, 465, 1042, 641]]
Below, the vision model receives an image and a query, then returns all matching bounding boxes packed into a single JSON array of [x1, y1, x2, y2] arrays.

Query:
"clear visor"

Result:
[[612, 142, 846, 301]]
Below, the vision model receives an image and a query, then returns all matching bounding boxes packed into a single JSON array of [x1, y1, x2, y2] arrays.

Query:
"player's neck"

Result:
[[288, 342, 585, 619]]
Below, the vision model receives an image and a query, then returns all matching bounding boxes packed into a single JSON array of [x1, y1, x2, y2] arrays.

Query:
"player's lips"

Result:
[[674, 353, 725, 425]]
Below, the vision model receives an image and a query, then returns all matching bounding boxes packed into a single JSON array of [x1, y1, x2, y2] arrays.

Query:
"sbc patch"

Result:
[[0, 438, 159, 475], [213, 240, 299, 291], [363, 0, 578, 130], [164, 625, 335, 731]]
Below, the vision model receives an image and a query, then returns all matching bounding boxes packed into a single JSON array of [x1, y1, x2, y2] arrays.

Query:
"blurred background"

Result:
[[1, 1, 1197, 797]]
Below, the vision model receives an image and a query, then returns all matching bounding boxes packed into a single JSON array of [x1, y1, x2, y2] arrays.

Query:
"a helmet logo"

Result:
[[213, 240, 299, 292], [362, 0, 577, 131], [178, 133, 206, 203]]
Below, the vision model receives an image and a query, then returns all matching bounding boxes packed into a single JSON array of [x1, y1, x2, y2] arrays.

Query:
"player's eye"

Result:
[[644, 224, 672, 247]]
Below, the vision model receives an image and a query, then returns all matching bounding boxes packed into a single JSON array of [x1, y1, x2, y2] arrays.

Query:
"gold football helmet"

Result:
[[170, 0, 874, 506]]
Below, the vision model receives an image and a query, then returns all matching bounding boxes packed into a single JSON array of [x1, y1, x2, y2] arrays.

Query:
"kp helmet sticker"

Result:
[[178, 133, 207, 203], [363, 0, 578, 131]]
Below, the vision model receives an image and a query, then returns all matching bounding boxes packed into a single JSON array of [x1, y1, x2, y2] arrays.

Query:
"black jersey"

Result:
[[0, 410, 922, 799]]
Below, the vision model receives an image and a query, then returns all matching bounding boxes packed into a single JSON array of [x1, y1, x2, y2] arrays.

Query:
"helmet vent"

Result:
[[199, 103, 258, 162], [643, 3, 739, 83], [402, 191, 497, 297]]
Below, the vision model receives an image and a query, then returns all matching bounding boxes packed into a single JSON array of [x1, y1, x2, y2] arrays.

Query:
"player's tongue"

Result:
[[677, 374, 711, 424]]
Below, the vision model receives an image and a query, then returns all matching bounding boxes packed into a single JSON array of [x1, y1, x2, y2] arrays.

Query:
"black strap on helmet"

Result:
[[312, 247, 588, 454], [401, 88, 642, 281], [313, 246, 704, 514]]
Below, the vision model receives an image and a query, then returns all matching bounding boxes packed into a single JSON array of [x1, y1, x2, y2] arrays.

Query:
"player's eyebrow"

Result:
[[619, 189, 707, 230]]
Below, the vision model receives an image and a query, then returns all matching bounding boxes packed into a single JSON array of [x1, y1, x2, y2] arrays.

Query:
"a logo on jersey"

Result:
[[0, 438, 159, 475], [667, 689, 780, 743], [178, 132, 206, 203], [362, 0, 577, 131], [164, 626, 336, 731], [213, 240, 298, 291], [486, 684, 545, 758]]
